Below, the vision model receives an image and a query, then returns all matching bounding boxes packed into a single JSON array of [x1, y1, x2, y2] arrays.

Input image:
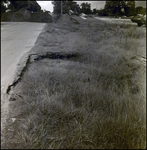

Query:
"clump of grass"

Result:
[[2, 18, 146, 149]]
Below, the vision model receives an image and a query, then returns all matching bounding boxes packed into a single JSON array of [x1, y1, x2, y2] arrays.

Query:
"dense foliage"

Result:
[[8, 0, 41, 12], [2, 0, 145, 17], [1, 0, 41, 13], [52, 1, 81, 15], [80, 2, 92, 14], [52, 0, 146, 17], [101, 0, 136, 16]]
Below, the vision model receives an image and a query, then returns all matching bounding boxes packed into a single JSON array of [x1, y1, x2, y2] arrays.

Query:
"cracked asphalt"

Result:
[[1, 22, 46, 138]]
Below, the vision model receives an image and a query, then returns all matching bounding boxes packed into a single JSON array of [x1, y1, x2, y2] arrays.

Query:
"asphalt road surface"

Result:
[[1, 22, 46, 92], [79, 16, 137, 26], [94, 16, 137, 26], [1, 22, 46, 137]]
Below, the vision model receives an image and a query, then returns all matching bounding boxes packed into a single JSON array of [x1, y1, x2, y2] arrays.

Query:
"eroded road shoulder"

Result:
[[1, 22, 46, 142]]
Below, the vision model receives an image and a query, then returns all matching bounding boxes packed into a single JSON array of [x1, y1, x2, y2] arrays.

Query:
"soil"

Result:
[[1, 14, 82, 146], [1, 14, 146, 148]]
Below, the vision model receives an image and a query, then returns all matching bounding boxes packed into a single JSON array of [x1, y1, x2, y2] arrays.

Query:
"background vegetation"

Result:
[[1, 0, 41, 13], [52, 0, 146, 16], [1, 0, 146, 16]]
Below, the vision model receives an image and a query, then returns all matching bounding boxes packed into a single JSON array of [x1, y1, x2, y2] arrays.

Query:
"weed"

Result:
[[2, 17, 146, 149]]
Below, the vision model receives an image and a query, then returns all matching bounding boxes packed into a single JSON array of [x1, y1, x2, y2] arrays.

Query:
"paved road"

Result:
[[1, 22, 46, 138], [79, 16, 138, 26], [1, 22, 46, 92], [94, 16, 137, 26]]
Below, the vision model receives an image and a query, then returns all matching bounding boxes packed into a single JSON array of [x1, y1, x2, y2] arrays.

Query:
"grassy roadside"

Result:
[[2, 15, 146, 149]]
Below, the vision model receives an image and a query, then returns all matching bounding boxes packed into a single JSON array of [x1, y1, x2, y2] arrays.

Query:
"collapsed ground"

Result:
[[2, 15, 146, 149]]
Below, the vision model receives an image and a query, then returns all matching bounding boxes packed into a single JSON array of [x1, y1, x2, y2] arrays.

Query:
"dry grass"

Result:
[[2, 16, 146, 149]]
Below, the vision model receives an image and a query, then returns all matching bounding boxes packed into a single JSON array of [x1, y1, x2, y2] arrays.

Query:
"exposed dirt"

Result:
[[1, 22, 46, 145], [1, 14, 82, 145], [1, 14, 146, 148]]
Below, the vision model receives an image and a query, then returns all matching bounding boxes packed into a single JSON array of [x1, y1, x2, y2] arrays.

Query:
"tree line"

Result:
[[52, 0, 146, 17], [1, 0, 41, 13], [99, 0, 146, 17], [1, 0, 146, 17], [52, 1, 90, 15]]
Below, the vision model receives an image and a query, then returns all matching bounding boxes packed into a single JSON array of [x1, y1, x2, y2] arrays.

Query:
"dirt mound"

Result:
[[56, 14, 79, 25], [29, 10, 52, 23], [1, 8, 52, 23]]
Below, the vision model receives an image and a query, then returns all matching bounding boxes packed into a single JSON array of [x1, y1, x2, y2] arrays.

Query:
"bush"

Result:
[[97, 9, 108, 16]]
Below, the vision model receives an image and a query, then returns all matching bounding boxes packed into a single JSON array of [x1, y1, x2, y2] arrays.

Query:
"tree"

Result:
[[124, 0, 135, 16], [136, 6, 143, 14], [80, 2, 92, 14], [97, 9, 108, 16], [52, 1, 81, 15], [104, 0, 135, 17], [52, 1, 61, 14], [92, 8, 97, 14], [62, 1, 75, 14], [7, 0, 41, 12], [142, 8, 146, 15], [104, 1, 126, 16], [27, 1, 41, 12], [69, 1, 81, 15]]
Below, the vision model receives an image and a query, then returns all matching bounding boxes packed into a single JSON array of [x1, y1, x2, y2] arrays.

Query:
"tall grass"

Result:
[[2, 18, 146, 149]]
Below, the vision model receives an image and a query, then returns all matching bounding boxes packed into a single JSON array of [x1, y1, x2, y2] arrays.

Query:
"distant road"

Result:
[[79, 15, 138, 26], [94, 16, 137, 26]]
